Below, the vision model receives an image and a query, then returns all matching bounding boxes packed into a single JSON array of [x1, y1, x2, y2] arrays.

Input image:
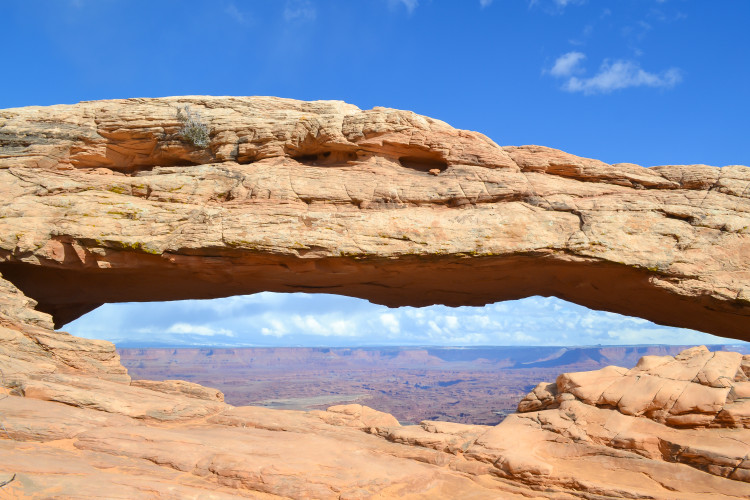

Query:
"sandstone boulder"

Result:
[[513, 346, 750, 489], [312, 403, 401, 429], [520, 345, 750, 428]]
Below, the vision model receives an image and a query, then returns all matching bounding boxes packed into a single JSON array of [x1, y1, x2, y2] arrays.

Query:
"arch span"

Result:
[[0, 97, 748, 340]]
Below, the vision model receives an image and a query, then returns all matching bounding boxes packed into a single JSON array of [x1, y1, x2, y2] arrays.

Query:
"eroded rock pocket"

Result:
[[398, 155, 448, 173]]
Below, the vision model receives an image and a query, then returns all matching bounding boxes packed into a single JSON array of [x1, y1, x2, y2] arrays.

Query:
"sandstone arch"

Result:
[[0, 96, 748, 340]]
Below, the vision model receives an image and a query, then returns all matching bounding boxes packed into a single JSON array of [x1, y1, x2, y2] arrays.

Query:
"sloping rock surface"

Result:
[[0, 277, 748, 498], [0, 96, 749, 340]]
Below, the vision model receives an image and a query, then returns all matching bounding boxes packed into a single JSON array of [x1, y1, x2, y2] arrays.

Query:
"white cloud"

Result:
[[547, 52, 682, 95], [225, 3, 248, 24], [472, 314, 492, 328], [390, 0, 418, 14], [284, 0, 317, 22], [185, 292, 289, 315], [284, 314, 359, 337], [564, 60, 682, 94], [512, 331, 539, 342], [260, 318, 289, 338], [380, 313, 401, 334], [165, 323, 234, 337], [604, 327, 727, 346], [64, 294, 744, 348], [428, 320, 443, 335], [404, 309, 426, 321], [549, 51, 585, 77], [480, 0, 493, 8], [530, 0, 585, 10], [444, 315, 460, 330]]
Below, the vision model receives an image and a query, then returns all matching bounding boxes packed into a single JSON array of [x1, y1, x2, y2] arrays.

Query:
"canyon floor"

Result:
[[119, 344, 749, 425]]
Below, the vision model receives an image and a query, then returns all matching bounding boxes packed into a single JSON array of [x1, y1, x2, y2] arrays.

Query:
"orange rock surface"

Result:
[[0, 271, 748, 498], [0, 97, 748, 340]]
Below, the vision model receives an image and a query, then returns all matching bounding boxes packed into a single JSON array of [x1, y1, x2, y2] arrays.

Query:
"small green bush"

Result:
[[176, 105, 210, 148]]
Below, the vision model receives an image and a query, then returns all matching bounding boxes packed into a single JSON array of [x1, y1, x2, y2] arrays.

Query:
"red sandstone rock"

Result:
[[312, 403, 401, 429], [0, 97, 748, 340], [520, 345, 750, 429], [513, 346, 750, 489], [1, 312, 749, 498], [130, 378, 225, 402], [2, 278, 747, 500]]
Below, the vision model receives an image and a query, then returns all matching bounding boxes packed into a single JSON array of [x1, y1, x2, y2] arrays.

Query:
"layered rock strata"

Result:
[[0, 97, 748, 340]]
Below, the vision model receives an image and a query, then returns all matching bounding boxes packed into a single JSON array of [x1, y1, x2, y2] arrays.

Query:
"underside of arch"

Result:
[[0, 96, 748, 340]]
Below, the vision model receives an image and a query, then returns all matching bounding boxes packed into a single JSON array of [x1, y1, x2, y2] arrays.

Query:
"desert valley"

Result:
[[119, 344, 749, 425]]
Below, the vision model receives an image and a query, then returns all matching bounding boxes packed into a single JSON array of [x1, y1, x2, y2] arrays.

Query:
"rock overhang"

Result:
[[0, 96, 748, 339]]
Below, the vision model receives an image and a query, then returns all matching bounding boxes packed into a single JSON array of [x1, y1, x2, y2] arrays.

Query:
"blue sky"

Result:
[[3, 1, 748, 347], [65, 294, 739, 348]]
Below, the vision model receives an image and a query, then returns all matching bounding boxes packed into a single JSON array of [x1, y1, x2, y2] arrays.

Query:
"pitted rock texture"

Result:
[[0, 96, 749, 340]]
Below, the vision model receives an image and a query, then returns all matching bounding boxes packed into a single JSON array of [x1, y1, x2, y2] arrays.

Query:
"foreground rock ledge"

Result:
[[0, 96, 749, 340], [0, 275, 748, 499]]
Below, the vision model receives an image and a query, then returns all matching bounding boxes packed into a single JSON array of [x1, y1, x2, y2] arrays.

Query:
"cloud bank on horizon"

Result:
[[63, 294, 742, 348]]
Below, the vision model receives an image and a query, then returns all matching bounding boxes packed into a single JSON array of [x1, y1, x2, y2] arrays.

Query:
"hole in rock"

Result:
[[62, 293, 747, 426], [291, 150, 358, 165], [398, 155, 448, 172]]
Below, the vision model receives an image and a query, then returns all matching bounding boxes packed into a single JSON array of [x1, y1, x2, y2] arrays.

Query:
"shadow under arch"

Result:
[[1, 251, 748, 343]]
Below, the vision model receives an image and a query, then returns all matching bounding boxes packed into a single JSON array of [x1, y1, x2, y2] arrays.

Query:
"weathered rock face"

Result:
[[0, 96, 749, 340], [519, 345, 750, 428], [0, 273, 129, 386], [514, 346, 750, 485]]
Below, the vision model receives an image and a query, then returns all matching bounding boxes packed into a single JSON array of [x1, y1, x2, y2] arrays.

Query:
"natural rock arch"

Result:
[[0, 96, 748, 340]]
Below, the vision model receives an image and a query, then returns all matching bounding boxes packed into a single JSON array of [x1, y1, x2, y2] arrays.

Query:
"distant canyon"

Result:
[[119, 344, 748, 425]]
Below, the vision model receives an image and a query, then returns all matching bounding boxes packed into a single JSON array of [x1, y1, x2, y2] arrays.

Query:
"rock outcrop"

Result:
[[513, 346, 750, 487], [1, 96, 749, 340], [519, 345, 750, 428]]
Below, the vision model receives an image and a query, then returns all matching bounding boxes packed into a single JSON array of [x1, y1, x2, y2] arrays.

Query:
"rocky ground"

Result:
[[0, 272, 748, 499]]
